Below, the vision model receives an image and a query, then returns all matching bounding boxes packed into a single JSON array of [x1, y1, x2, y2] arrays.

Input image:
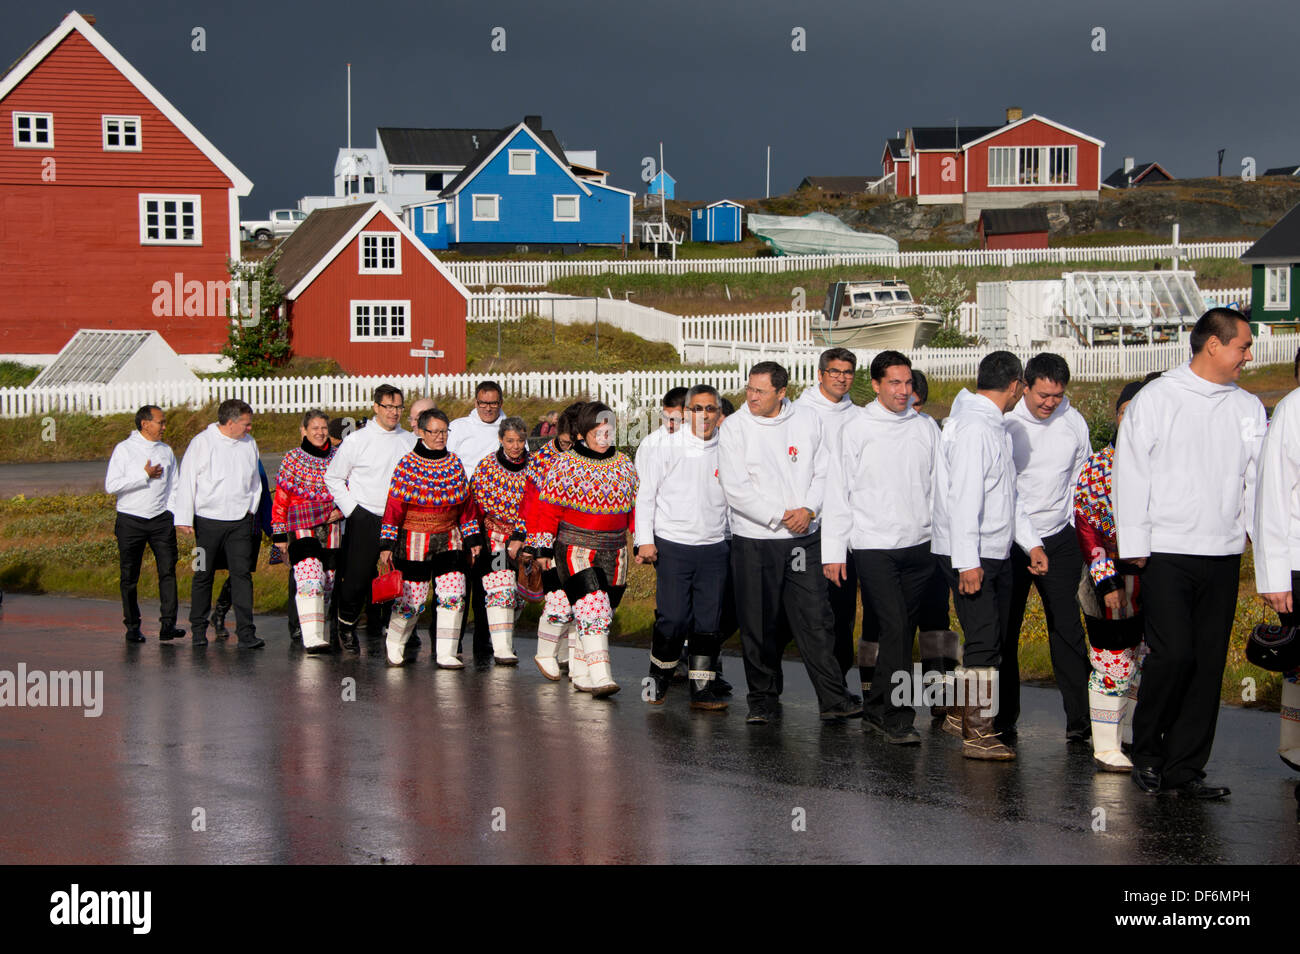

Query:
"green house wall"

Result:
[[1251, 263, 1300, 325]]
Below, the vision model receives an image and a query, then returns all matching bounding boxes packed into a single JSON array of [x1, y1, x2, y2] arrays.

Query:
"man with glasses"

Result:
[[796, 347, 864, 694], [450, 381, 507, 658], [325, 384, 412, 653], [719, 361, 861, 724], [636, 385, 730, 710]]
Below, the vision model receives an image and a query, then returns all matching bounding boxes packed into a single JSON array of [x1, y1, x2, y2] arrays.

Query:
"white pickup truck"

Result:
[[240, 209, 306, 242]]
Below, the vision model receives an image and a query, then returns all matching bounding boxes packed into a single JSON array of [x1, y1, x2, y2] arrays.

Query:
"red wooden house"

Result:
[[273, 202, 470, 376], [0, 11, 253, 360], [884, 109, 1103, 222], [978, 209, 1050, 250]]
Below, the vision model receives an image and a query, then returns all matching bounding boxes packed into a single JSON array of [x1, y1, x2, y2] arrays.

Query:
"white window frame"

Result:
[[350, 300, 411, 342], [553, 195, 580, 222], [102, 114, 141, 152], [139, 194, 202, 245], [13, 111, 53, 148], [423, 206, 438, 233], [987, 145, 1077, 187], [358, 231, 401, 274], [1265, 266, 1291, 311], [508, 150, 536, 175], [473, 194, 500, 221]]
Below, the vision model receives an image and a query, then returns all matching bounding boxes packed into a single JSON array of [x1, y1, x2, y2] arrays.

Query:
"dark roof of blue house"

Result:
[[438, 119, 573, 197]]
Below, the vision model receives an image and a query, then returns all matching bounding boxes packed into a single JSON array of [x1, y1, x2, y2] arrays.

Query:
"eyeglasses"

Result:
[[424, 428, 448, 437], [689, 405, 719, 413], [822, 368, 855, 378], [477, 399, 501, 407], [377, 402, 404, 410]]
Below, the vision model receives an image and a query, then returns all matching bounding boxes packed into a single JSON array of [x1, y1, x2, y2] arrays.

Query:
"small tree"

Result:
[[221, 252, 289, 377], [917, 266, 977, 348]]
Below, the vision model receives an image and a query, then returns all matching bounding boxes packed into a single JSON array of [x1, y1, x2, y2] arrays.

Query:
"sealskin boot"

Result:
[[688, 654, 728, 711], [961, 669, 1014, 761]]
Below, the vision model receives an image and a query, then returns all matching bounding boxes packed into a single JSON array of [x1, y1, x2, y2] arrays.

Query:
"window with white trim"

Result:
[[351, 301, 410, 341], [987, 145, 1076, 186], [1265, 266, 1291, 311], [553, 195, 580, 222], [423, 207, 438, 233], [139, 194, 201, 245], [359, 232, 401, 273], [509, 150, 536, 174], [13, 112, 53, 148], [102, 115, 141, 151], [473, 195, 499, 221]]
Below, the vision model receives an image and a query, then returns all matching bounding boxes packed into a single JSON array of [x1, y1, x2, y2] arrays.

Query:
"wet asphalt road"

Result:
[[0, 593, 1296, 865], [0, 454, 285, 498]]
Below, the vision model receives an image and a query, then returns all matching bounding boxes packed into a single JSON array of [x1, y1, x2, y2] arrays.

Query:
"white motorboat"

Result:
[[813, 280, 942, 350]]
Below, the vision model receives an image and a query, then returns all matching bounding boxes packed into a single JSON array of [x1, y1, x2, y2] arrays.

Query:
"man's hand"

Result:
[[1130, 557, 1147, 568], [958, 567, 983, 595], [824, 562, 846, 586], [507, 539, 522, 561], [1103, 589, 1127, 615], [1261, 591, 1294, 615], [635, 544, 658, 565], [377, 551, 392, 573], [176, 526, 193, 536], [470, 545, 482, 563], [782, 508, 812, 535], [1028, 546, 1048, 576], [144, 461, 163, 479], [274, 542, 288, 561], [327, 507, 344, 524]]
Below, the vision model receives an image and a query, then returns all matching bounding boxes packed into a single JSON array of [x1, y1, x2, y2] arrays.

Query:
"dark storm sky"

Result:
[[7, 0, 1298, 211]]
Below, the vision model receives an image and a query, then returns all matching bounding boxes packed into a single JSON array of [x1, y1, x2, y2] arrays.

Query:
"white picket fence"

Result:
[[445, 240, 1253, 287]]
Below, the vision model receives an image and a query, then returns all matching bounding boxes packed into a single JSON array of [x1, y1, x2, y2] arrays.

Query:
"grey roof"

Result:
[[1102, 162, 1173, 188], [31, 330, 153, 387], [908, 125, 1000, 150], [1241, 203, 1300, 263], [1263, 165, 1300, 177], [273, 204, 375, 295], [979, 208, 1050, 235], [379, 124, 565, 168], [884, 137, 907, 159]]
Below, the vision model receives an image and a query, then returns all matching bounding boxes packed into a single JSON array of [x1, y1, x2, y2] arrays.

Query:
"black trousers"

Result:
[[916, 558, 951, 632], [939, 554, 1011, 670], [216, 528, 263, 618], [465, 550, 492, 655], [828, 552, 859, 677], [731, 532, 850, 712], [855, 543, 933, 731], [1133, 552, 1240, 788], [190, 515, 256, 643], [114, 511, 179, 629], [651, 536, 729, 664], [1001, 526, 1091, 733], [336, 508, 383, 626]]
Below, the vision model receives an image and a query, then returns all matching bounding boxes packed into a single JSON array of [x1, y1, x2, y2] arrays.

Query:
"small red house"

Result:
[[880, 138, 910, 197], [273, 202, 470, 376], [0, 11, 253, 359], [978, 209, 1050, 250], [885, 109, 1104, 223]]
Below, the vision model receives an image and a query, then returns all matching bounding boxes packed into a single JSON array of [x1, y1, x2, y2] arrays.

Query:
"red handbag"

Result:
[[371, 569, 403, 603]]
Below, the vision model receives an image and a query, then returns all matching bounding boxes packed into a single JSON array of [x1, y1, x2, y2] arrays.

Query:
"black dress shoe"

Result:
[[1066, 726, 1091, 743], [1168, 778, 1230, 800], [124, 627, 145, 644], [158, 625, 186, 641], [820, 699, 864, 721], [237, 637, 266, 650], [338, 624, 360, 655], [863, 718, 922, 745], [1131, 765, 1162, 795], [288, 626, 303, 644], [745, 707, 771, 725]]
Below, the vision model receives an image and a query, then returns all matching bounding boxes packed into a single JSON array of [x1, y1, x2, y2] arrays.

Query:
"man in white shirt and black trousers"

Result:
[[823, 351, 937, 744], [106, 405, 183, 643], [325, 384, 413, 653], [173, 399, 263, 648], [932, 352, 1046, 760], [1115, 309, 1265, 799], [719, 360, 861, 725], [1002, 353, 1094, 743], [636, 384, 729, 710]]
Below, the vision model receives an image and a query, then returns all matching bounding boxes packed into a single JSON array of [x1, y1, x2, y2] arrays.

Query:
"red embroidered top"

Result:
[[472, 448, 529, 542], [379, 444, 481, 552], [525, 442, 636, 552], [271, 438, 338, 543]]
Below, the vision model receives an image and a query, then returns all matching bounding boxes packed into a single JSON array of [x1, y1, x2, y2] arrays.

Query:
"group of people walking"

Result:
[[106, 307, 1299, 798]]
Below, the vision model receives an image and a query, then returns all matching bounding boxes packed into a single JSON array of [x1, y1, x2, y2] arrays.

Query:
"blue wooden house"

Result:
[[690, 200, 745, 243], [416, 117, 633, 252], [647, 170, 676, 199]]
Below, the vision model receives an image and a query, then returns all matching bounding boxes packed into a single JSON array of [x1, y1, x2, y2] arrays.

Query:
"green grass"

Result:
[[468, 314, 683, 373], [0, 361, 41, 387]]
